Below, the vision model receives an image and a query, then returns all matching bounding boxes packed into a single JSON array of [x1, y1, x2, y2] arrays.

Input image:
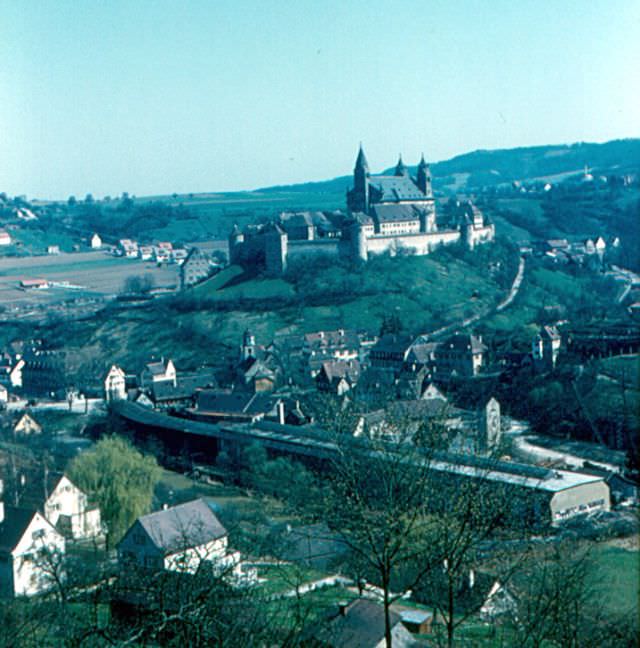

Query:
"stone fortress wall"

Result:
[[229, 146, 495, 274]]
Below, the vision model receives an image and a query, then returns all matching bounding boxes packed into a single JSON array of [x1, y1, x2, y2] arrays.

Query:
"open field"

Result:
[[0, 251, 179, 307]]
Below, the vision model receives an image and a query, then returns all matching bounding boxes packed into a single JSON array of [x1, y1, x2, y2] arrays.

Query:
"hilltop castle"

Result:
[[229, 146, 495, 274]]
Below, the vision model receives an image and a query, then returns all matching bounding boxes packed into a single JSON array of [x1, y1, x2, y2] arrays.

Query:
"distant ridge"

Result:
[[257, 139, 640, 195]]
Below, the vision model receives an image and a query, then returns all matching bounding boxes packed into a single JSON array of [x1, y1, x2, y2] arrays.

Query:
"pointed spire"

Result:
[[418, 153, 428, 169], [355, 144, 369, 172], [395, 154, 407, 176]]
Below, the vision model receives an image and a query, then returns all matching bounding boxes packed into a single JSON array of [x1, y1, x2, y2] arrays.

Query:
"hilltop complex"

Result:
[[229, 146, 495, 273]]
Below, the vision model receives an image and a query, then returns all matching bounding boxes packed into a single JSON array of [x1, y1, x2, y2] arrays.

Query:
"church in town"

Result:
[[229, 146, 495, 274]]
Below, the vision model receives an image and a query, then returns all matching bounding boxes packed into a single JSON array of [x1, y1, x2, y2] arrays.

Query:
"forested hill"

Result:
[[259, 139, 640, 194]]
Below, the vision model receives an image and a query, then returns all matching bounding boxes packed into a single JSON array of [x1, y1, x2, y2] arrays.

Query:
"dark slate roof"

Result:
[[0, 507, 37, 553], [279, 212, 315, 228], [134, 499, 227, 555], [17, 471, 65, 510], [196, 390, 276, 416], [151, 372, 216, 402], [371, 203, 427, 223], [369, 174, 425, 202], [320, 359, 361, 384], [371, 334, 415, 355], [146, 361, 169, 376], [406, 343, 438, 365], [388, 398, 460, 420], [310, 598, 401, 648], [440, 334, 486, 354]]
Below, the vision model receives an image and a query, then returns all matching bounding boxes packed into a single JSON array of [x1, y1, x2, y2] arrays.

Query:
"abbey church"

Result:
[[229, 146, 495, 274]]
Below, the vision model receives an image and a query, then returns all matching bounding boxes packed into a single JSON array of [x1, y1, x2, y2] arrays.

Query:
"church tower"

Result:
[[347, 145, 370, 214], [416, 154, 433, 197], [241, 330, 256, 361]]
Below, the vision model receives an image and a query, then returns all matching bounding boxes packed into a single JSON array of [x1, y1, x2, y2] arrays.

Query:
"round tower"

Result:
[[349, 219, 368, 262], [228, 224, 244, 264]]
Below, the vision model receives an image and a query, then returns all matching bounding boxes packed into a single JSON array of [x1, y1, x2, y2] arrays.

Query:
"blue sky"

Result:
[[1, 0, 638, 199]]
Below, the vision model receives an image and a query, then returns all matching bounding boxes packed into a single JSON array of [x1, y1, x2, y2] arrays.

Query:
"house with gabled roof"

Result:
[[17, 473, 102, 541], [104, 365, 127, 402], [316, 359, 361, 395], [0, 502, 66, 597], [303, 598, 418, 647], [140, 358, 176, 388], [14, 413, 42, 436], [117, 499, 242, 577]]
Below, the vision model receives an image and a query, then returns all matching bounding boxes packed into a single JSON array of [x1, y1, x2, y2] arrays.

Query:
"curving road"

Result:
[[419, 255, 526, 341]]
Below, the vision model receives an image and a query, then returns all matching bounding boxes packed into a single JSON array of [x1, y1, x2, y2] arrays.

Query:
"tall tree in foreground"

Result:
[[68, 435, 161, 547], [314, 410, 526, 648]]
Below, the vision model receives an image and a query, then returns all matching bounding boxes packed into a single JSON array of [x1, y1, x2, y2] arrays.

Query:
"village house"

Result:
[[90, 233, 102, 249], [140, 358, 176, 389], [190, 390, 285, 424], [104, 365, 127, 402], [146, 371, 217, 409], [13, 413, 42, 436], [303, 598, 418, 647], [434, 333, 486, 380], [532, 325, 561, 370], [47, 245, 60, 255], [18, 473, 102, 541], [180, 247, 212, 288], [0, 353, 25, 389], [0, 500, 66, 597], [316, 359, 361, 395], [369, 334, 415, 373], [117, 499, 244, 579], [21, 348, 68, 398], [0, 230, 11, 246], [138, 245, 154, 261], [119, 239, 139, 258]]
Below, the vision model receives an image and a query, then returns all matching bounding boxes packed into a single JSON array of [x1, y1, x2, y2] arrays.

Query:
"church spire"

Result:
[[354, 144, 369, 172], [395, 154, 407, 176], [416, 153, 432, 196]]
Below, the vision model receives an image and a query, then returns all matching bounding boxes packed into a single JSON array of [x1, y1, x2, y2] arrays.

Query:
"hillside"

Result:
[[4, 238, 627, 394], [259, 139, 640, 195]]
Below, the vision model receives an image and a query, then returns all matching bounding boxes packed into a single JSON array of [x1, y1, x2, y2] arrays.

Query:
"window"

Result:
[[134, 532, 146, 546], [32, 529, 45, 541]]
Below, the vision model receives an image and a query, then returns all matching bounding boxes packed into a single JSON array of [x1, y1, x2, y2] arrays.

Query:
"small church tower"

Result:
[[241, 330, 257, 361], [347, 145, 370, 214], [416, 154, 432, 197]]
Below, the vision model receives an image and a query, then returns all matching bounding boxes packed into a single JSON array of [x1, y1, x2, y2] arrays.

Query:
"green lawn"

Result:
[[588, 545, 639, 615]]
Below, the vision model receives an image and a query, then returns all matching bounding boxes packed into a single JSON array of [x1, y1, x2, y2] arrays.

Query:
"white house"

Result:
[[104, 365, 127, 402], [140, 359, 176, 388], [117, 499, 243, 579], [14, 413, 42, 436], [90, 233, 102, 249], [0, 230, 11, 246], [0, 503, 66, 597], [22, 474, 102, 541], [47, 245, 60, 255], [10, 358, 24, 388]]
